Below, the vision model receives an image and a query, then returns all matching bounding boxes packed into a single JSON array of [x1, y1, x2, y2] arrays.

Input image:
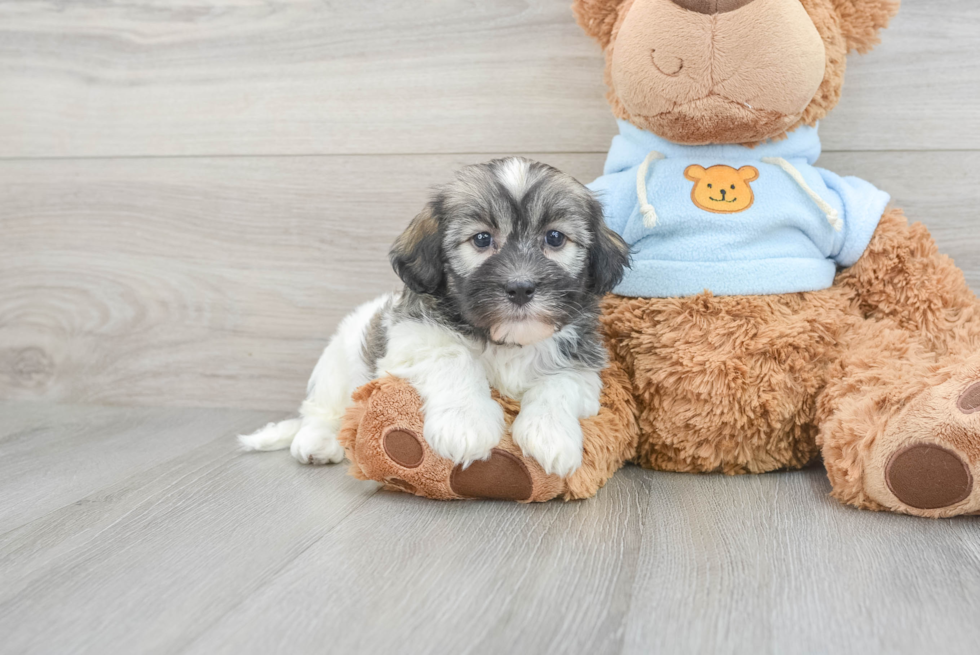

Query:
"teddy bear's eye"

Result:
[[731, 184, 736, 190], [707, 184, 712, 189]]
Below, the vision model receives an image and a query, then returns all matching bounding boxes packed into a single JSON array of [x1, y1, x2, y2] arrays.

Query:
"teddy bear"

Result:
[[337, 0, 980, 518]]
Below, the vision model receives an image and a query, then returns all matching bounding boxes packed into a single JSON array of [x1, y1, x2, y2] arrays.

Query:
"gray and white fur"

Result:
[[239, 157, 630, 476]]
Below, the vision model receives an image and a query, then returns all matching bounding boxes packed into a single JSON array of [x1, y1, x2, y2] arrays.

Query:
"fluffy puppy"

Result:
[[240, 157, 630, 476]]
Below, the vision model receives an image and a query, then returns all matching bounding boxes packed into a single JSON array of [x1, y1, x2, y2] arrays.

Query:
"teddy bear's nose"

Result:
[[670, 0, 757, 14]]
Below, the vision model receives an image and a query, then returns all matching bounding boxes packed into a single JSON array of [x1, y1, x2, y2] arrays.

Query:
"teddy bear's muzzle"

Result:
[[611, 0, 826, 144]]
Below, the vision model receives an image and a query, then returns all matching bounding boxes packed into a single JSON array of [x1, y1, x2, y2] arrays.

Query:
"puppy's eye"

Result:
[[472, 232, 492, 249], [545, 230, 566, 248]]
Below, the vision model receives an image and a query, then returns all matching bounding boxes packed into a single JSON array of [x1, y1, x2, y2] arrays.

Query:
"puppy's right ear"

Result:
[[389, 205, 445, 295], [573, 0, 628, 49]]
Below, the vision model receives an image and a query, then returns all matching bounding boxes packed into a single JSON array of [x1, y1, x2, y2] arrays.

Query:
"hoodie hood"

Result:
[[603, 119, 823, 175]]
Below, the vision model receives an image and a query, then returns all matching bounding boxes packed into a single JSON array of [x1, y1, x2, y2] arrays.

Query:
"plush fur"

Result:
[[608, 203, 980, 518], [573, 0, 896, 145], [338, 357, 638, 502]]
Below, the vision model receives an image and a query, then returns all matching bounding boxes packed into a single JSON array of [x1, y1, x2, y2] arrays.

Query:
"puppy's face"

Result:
[[391, 158, 630, 346]]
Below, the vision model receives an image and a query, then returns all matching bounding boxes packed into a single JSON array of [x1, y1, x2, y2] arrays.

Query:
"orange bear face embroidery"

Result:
[[684, 165, 760, 214]]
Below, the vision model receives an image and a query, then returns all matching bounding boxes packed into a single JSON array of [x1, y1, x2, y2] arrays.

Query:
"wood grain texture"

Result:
[[187, 469, 646, 655], [0, 402, 277, 531], [622, 468, 980, 654], [3, 403, 977, 655], [0, 0, 977, 157], [0, 403, 378, 655], [3, 151, 980, 411], [0, 153, 602, 410]]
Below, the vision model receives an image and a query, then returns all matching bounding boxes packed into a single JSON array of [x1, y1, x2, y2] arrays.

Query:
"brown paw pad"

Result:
[[383, 429, 424, 468], [449, 449, 534, 501], [885, 443, 973, 510], [958, 381, 980, 414]]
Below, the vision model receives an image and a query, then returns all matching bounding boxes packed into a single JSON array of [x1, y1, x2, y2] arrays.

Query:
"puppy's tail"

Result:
[[238, 418, 303, 452]]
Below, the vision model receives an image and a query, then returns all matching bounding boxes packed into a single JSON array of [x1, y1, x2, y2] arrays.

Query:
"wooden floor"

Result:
[[3, 0, 980, 652], [2, 402, 979, 655]]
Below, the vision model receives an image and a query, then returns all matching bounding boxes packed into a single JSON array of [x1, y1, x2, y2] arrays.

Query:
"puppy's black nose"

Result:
[[505, 280, 536, 306]]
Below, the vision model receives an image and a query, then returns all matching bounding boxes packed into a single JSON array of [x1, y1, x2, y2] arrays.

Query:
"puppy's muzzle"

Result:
[[505, 280, 536, 307]]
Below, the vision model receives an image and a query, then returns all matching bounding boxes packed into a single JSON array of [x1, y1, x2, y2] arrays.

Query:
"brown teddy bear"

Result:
[[339, 0, 980, 517]]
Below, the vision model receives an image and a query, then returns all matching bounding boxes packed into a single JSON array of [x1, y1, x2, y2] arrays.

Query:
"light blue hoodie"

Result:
[[588, 120, 891, 298]]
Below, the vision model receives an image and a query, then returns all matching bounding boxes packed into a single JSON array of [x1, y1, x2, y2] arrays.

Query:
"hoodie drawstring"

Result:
[[638, 152, 842, 233], [636, 150, 665, 228], [761, 156, 842, 232]]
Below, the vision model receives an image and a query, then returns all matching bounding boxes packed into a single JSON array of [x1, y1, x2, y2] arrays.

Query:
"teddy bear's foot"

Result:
[[860, 367, 980, 517], [383, 428, 540, 501], [336, 368, 638, 502], [337, 376, 567, 502]]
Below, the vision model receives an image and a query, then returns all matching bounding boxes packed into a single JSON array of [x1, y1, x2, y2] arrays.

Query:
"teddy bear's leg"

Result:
[[600, 289, 852, 475], [817, 316, 980, 517], [335, 360, 638, 502], [817, 209, 980, 516], [836, 207, 980, 356]]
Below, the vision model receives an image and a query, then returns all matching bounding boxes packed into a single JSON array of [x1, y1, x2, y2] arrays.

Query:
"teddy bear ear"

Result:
[[349, 378, 383, 404], [572, 0, 629, 49], [831, 0, 901, 54]]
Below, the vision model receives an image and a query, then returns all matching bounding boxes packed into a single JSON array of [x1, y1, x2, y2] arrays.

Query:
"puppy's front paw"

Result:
[[512, 409, 583, 477], [423, 398, 505, 467], [290, 419, 345, 465]]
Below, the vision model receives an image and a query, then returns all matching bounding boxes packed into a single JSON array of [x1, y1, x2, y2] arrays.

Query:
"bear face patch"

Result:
[[684, 165, 759, 214]]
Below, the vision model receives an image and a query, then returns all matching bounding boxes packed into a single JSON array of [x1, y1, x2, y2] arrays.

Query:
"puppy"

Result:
[[239, 157, 630, 476]]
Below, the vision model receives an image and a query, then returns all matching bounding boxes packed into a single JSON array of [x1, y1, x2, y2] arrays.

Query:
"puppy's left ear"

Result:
[[587, 199, 631, 295], [389, 205, 445, 295]]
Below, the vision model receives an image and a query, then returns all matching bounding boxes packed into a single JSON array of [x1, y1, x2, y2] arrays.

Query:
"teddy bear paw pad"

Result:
[[449, 449, 534, 501], [885, 443, 974, 510], [382, 429, 425, 468], [957, 381, 980, 414]]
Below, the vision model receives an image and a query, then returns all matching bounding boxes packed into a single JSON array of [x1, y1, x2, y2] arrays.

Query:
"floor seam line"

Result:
[[174, 484, 381, 653]]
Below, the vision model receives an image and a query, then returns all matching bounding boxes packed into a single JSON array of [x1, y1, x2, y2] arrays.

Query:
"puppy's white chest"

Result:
[[478, 341, 554, 399]]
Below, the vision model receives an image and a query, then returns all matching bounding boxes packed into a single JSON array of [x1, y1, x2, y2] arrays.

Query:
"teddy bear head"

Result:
[[573, 0, 899, 145]]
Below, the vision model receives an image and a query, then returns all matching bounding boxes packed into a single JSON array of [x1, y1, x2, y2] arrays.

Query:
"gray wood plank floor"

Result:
[[2, 402, 979, 655]]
